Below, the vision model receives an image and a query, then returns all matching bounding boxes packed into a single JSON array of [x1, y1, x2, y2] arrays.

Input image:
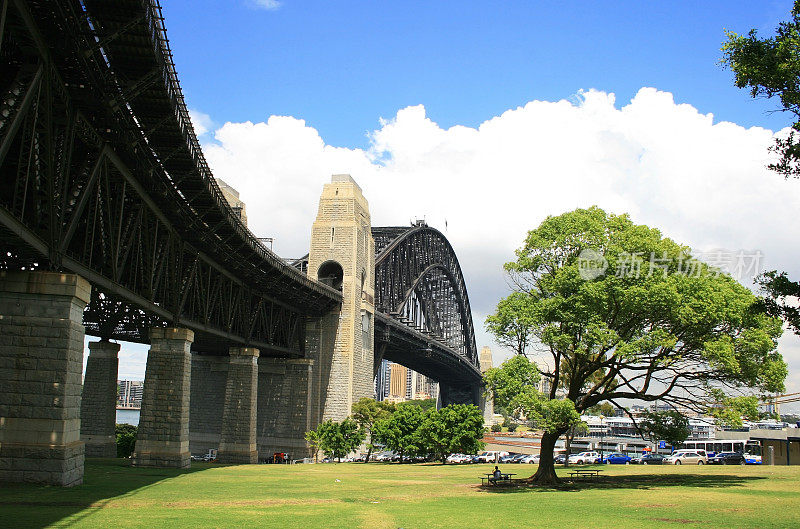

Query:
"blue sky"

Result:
[[164, 0, 794, 148], [105, 1, 800, 411]]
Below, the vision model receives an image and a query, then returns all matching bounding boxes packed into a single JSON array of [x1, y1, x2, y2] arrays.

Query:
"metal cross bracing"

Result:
[[372, 224, 482, 387], [373, 224, 478, 363], [288, 223, 483, 387], [0, 0, 340, 355]]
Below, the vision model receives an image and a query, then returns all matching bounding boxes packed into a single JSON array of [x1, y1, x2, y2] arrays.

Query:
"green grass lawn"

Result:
[[1, 460, 799, 529]]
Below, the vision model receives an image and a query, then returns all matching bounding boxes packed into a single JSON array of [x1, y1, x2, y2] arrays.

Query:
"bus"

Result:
[[681, 439, 761, 463]]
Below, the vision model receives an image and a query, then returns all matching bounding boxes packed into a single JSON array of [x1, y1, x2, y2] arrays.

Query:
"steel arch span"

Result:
[[0, 0, 341, 355], [372, 223, 482, 401]]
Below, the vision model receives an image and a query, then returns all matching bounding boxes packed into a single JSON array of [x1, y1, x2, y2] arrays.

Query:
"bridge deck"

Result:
[[0, 0, 340, 355]]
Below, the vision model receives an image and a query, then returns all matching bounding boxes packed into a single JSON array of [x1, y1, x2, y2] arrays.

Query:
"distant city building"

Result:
[[117, 380, 143, 409], [761, 396, 780, 417], [537, 377, 553, 397], [583, 414, 716, 441], [375, 359, 438, 402], [479, 346, 493, 373], [390, 362, 406, 398], [215, 178, 247, 227]]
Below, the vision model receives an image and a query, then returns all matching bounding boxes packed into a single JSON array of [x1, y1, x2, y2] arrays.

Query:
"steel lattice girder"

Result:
[[0, 0, 340, 355], [374, 312, 482, 387], [372, 225, 480, 371]]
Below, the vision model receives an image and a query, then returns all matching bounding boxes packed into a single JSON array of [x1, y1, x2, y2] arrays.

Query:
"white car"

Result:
[[519, 454, 540, 464], [473, 451, 508, 463], [446, 453, 472, 464], [664, 450, 708, 465], [567, 451, 600, 464]]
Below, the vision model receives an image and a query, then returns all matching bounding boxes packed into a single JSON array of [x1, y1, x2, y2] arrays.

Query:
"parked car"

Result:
[[554, 455, 566, 464], [519, 454, 540, 464], [511, 454, 528, 463], [499, 453, 520, 463], [472, 451, 508, 463], [446, 453, 472, 464], [567, 451, 601, 464], [603, 452, 632, 464], [708, 452, 746, 465], [631, 453, 665, 465], [664, 450, 708, 465]]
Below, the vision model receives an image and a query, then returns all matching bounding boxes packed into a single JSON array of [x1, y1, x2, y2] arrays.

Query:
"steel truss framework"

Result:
[[0, 0, 340, 355], [373, 225, 482, 390]]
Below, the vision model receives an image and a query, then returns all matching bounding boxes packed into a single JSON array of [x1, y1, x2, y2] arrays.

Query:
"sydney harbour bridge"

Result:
[[0, 0, 482, 486]]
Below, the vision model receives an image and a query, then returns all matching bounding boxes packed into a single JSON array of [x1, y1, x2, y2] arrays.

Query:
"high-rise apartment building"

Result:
[[117, 380, 144, 409], [374, 359, 438, 403]]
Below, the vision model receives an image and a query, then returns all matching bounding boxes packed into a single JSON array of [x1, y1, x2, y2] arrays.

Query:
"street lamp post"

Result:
[[600, 417, 605, 462]]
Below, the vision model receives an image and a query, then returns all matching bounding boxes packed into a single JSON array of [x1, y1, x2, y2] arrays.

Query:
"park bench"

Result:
[[569, 469, 602, 480], [480, 473, 516, 486]]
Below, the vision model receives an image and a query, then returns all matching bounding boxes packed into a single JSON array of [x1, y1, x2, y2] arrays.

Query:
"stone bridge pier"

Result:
[[187, 174, 375, 461], [0, 271, 90, 486]]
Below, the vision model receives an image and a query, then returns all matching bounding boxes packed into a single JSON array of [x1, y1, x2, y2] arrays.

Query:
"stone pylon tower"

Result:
[[306, 175, 375, 422]]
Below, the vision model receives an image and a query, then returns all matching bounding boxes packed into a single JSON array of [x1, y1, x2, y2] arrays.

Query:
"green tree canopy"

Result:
[[485, 292, 537, 355], [488, 207, 787, 483], [373, 403, 426, 461], [722, 1, 800, 337], [639, 410, 691, 450], [351, 398, 396, 462], [587, 402, 617, 417], [483, 354, 541, 414], [401, 398, 437, 412], [304, 428, 323, 463], [722, 0, 800, 179], [418, 404, 486, 463], [708, 390, 761, 429], [115, 424, 137, 459], [314, 419, 365, 462]]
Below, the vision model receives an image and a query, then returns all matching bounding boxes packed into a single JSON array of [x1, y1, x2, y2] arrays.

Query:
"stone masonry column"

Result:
[[305, 174, 375, 423], [80, 341, 120, 457], [218, 347, 259, 464], [132, 327, 194, 468], [0, 271, 91, 486], [256, 357, 315, 459]]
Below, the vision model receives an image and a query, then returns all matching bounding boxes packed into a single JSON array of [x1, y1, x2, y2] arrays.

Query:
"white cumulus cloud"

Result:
[[199, 87, 800, 409], [189, 109, 214, 137], [249, 0, 281, 10]]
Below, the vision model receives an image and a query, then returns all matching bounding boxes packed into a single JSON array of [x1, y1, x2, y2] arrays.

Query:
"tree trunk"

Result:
[[364, 445, 373, 463], [564, 432, 571, 468], [529, 431, 562, 485]]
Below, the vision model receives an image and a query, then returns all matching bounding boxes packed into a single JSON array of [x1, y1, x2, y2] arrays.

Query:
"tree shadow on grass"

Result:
[[0, 458, 214, 529], [477, 473, 767, 494]]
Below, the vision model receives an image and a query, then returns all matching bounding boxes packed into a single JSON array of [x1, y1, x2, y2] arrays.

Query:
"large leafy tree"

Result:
[[483, 355, 541, 415], [418, 404, 486, 463], [722, 0, 800, 179], [639, 410, 691, 450], [314, 419, 365, 462], [304, 429, 323, 463], [722, 1, 800, 335], [708, 390, 761, 429], [373, 403, 426, 462], [485, 292, 537, 355], [488, 207, 787, 484], [115, 424, 137, 458], [351, 398, 396, 462]]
